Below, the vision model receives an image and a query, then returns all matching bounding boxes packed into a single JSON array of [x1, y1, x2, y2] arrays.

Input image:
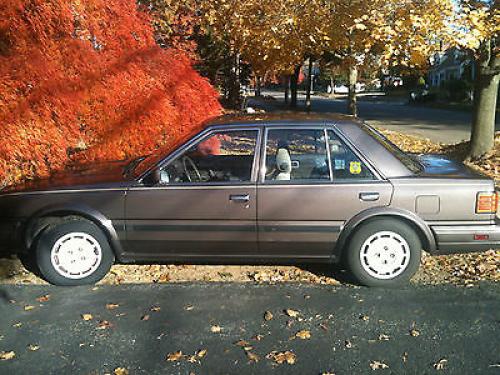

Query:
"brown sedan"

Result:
[[0, 114, 498, 286]]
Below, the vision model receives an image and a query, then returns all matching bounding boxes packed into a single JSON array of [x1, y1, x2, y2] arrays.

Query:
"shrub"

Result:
[[0, 0, 222, 185]]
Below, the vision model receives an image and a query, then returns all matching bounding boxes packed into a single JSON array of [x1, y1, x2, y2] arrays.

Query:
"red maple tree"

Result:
[[0, 0, 222, 184]]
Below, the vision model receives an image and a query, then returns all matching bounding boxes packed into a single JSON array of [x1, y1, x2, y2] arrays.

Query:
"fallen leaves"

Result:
[[106, 303, 119, 310], [141, 314, 150, 321], [285, 309, 300, 318], [27, 344, 40, 351], [433, 358, 448, 370], [81, 314, 93, 321], [210, 325, 222, 333], [409, 322, 420, 337], [235, 339, 250, 347], [369, 360, 389, 370], [266, 350, 296, 365], [378, 334, 390, 341], [294, 330, 311, 340], [246, 350, 260, 363], [23, 305, 35, 311], [96, 320, 113, 330], [0, 351, 15, 361], [166, 351, 184, 362], [113, 368, 129, 375], [410, 328, 420, 337], [264, 311, 273, 321], [166, 349, 208, 363], [36, 294, 50, 303]]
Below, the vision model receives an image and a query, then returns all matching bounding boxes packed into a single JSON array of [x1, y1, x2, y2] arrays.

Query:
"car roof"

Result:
[[204, 113, 362, 127]]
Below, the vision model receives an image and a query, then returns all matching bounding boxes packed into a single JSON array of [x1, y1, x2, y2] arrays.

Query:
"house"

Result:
[[428, 47, 475, 87]]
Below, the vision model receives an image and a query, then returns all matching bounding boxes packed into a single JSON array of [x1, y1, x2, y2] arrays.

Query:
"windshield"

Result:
[[131, 126, 206, 178], [362, 124, 424, 174]]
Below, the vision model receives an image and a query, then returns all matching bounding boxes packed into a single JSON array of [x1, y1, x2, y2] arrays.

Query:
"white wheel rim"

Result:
[[359, 231, 411, 280], [50, 232, 102, 279]]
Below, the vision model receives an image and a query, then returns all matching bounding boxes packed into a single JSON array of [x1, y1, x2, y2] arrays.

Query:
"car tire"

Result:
[[35, 219, 114, 286], [345, 219, 421, 287]]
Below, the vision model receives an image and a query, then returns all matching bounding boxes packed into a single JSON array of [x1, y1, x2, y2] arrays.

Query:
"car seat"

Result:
[[275, 146, 292, 181]]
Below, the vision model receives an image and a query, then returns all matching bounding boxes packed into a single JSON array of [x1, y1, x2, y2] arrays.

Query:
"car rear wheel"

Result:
[[35, 219, 114, 286], [345, 219, 421, 287]]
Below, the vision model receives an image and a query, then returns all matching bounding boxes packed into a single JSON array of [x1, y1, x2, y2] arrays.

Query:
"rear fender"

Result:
[[334, 207, 437, 259]]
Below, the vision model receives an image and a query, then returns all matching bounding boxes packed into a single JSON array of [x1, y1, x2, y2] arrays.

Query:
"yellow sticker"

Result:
[[349, 161, 362, 174]]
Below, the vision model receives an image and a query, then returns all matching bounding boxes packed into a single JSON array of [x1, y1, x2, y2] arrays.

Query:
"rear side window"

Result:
[[327, 130, 375, 180], [265, 129, 329, 182]]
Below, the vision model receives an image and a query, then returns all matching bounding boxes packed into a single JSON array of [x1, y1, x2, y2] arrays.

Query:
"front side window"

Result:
[[265, 129, 330, 182], [327, 130, 375, 180], [160, 130, 258, 184]]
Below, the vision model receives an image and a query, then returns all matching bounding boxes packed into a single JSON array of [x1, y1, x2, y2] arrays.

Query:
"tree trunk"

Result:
[[305, 57, 314, 112], [470, 70, 499, 158], [329, 76, 335, 98], [469, 40, 500, 158], [255, 75, 261, 97], [284, 75, 290, 104], [290, 65, 301, 108], [228, 52, 241, 108], [347, 64, 358, 116]]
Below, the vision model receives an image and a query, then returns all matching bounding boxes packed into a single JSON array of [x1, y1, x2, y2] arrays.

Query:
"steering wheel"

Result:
[[182, 155, 202, 182]]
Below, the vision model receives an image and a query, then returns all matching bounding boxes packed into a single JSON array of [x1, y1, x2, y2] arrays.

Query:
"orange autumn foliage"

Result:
[[0, 0, 222, 185]]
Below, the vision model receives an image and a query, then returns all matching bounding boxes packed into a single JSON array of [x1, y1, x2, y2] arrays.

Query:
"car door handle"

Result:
[[229, 194, 250, 203], [359, 192, 380, 201]]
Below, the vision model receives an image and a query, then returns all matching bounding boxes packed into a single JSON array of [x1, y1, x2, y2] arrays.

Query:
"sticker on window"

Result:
[[334, 159, 345, 170], [349, 161, 362, 174]]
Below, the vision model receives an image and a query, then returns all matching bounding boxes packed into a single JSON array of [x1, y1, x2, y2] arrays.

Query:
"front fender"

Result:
[[24, 203, 125, 260], [334, 207, 437, 259]]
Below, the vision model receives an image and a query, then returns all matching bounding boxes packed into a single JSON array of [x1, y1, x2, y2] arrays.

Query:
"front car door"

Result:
[[257, 125, 393, 261], [124, 127, 261, 260]]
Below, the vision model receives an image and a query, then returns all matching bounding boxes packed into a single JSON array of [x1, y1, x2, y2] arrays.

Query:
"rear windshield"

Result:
[[362, 124, 423, 174]]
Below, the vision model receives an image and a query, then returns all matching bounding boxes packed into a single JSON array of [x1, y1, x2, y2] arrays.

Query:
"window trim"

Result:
[[260, 126, 332, 185], [139, 127, 262, 187]]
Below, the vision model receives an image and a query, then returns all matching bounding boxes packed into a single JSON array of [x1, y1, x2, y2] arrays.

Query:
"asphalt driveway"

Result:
[[1, 283, 499, 374]]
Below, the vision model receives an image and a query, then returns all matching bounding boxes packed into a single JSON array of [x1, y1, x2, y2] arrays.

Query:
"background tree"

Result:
[[0, 0, 221, 185], [198, 0, 328, 108], [323, 0, 454, 116], [453, 0, 499, 158]]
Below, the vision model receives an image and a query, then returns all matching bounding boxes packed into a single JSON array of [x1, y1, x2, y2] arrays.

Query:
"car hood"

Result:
[[1, 160, 133, 194], [416, 154, 488, 179]]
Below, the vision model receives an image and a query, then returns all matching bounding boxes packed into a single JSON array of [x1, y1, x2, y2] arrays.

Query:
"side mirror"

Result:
[[143, 168, 161, 186], [150, 168, 161, 185]]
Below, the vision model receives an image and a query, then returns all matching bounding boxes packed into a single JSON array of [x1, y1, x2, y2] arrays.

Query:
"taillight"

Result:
[[476, 192, 498, 214]]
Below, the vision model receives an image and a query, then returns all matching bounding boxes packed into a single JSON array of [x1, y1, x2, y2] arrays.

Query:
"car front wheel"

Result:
[[35, 219, 114, 286], [345, 219, 421, 287]]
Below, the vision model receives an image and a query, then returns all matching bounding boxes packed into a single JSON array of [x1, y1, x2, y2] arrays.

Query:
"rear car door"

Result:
[[124, 128, 260, 259], [257, 126, 393, 260]]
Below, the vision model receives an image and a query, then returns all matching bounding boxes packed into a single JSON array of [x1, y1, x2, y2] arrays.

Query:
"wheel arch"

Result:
[[24, 204, 125, 260], [334, 207, 436, 260]]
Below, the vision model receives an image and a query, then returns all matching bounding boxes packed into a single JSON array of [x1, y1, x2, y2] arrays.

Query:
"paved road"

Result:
[[251, 91, 500, 144], [1, 283, 499, 374]]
